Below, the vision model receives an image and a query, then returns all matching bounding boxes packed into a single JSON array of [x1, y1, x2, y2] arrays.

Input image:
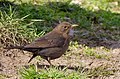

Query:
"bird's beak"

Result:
[[69, 24, 79, 36], [71, 24, 79, 28]]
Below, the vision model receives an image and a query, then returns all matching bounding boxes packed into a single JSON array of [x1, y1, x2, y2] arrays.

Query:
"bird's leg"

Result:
[[28, 54, 37, 63], [47, 57, 52, 66]]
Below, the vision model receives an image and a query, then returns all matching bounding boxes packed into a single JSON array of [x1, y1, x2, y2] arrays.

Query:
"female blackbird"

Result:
[[5, 22, 76, 65]]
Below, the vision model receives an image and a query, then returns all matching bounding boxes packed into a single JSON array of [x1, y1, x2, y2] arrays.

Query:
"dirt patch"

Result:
[[0, 49, 37, 79]]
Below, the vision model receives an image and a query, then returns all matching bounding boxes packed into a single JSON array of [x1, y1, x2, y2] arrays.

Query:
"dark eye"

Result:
[[64, 26, 68, 29]]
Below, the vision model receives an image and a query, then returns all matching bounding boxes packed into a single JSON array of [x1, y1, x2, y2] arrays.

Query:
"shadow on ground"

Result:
[[24, 64, 85, 71]]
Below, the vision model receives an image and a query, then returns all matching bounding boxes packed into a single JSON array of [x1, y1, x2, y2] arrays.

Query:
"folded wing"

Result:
[[24, 32, 66, 49]]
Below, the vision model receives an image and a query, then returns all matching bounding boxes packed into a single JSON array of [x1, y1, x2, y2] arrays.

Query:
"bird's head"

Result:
[[53, 22, 78, 38]]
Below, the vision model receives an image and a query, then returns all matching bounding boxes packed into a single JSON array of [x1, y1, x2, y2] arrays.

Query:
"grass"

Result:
[[87, 64, 115, 78], [19, 64, 116, 79], [0, 3, 46, 46], [19, 65, 88, 79], [68, 42, 111, 59], [0, 74, 5, 79], [82, 46, 111, 59]]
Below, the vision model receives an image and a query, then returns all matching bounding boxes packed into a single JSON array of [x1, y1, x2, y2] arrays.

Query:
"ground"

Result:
[[0, 38, 120, 79]]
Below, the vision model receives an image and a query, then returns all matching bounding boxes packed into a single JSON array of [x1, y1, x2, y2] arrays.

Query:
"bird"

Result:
[[4, 22, 77, 65]]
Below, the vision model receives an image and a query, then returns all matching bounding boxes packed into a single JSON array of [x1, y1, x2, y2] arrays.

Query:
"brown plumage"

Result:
[[5, 22, 75, 65]]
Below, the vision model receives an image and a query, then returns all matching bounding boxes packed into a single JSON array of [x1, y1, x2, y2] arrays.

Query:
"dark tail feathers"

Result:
[[4, 46, 24, 50]]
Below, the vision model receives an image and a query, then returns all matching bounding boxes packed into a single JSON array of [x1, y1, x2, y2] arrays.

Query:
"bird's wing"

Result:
[[24, 32, 66, 49]]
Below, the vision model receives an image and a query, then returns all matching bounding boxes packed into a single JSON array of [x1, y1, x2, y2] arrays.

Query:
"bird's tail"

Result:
[[4, 46, 24, 50]]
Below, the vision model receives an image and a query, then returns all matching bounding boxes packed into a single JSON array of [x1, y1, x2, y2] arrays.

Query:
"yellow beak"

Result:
[[71, 24, 79, 28]]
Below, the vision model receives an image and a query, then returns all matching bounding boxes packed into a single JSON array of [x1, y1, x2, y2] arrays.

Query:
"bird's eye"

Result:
[[64, 26, 68, 29]]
